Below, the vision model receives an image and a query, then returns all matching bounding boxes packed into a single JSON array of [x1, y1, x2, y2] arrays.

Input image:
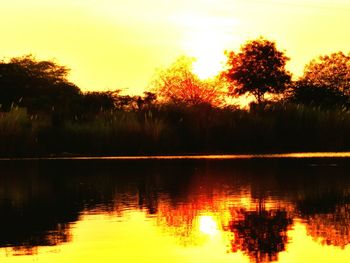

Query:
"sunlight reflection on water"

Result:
[[0, 158, 350, 262]]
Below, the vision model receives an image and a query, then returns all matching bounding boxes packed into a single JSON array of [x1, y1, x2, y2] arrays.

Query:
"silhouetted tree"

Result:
[[223, 38, 291, 104], [82, 91, 117, 115], [290, 81, 348, 108], [289, 52, 350, 108], [138, 91, 157, 110], [301, 52, 350, 95], [114, 94, 135, 110], [152, 56, 224, 106], [0, 55, 81, 113]]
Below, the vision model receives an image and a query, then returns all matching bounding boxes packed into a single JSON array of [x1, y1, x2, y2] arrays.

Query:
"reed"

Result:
[[1, 103, 350, 157], [0, 107, 36, 156]]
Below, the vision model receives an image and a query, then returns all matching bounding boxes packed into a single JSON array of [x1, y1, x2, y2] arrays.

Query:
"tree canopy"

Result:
[[151, 56, 224, 106], [289, 52, 350, 108], [301, 52, 350, 95], [222, 38, 291, 103], [0, 55, 81, 112], [290, 83, 348, 109]]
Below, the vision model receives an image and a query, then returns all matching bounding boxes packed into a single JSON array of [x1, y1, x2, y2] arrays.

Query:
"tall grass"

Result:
[[1, 103, 350, 157], [0, 107, 35, 156]]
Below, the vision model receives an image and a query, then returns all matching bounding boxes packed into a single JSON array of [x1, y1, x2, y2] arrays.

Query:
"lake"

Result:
[[0, 156, 350, 262]]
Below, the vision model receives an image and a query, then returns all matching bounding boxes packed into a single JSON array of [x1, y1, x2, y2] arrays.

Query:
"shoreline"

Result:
[[1, 151, 350, 161]]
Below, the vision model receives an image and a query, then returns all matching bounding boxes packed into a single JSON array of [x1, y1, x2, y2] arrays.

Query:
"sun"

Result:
[[198, 215, 219, 236], [192, 51, 227, 80], [177, 12, 238, 80], [184, 27, 228, 80]]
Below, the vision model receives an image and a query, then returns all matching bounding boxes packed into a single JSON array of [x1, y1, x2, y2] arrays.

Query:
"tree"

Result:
[[0, 55, 81, 113], [82, 91, 116, 114], [223, 38, 291, 104], [289, 52, 350, 108], [301, 52, 350, 95], [151, 56, 224, 106], [289, 81, 348, 109]]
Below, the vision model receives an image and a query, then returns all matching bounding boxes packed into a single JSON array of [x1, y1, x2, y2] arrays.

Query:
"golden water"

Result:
[[0, 157, 349, 262]]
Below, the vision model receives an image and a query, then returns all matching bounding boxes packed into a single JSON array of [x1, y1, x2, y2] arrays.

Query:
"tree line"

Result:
[[155, 38, 350, 109], [1, 37, 350, 116], [1, 38, 350, 156], [0, 55, 159, 119]]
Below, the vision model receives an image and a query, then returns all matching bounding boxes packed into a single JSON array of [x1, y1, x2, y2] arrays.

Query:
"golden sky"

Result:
[[2, 0, 350, 94]]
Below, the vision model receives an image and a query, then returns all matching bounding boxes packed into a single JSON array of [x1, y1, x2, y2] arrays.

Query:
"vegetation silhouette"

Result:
[[289, 83, 348, 109], [302, 52, 350, 95], [289, 52, 350, 108], [0, 55, 81, 114], [151, 56, 224, 106], [222, 38, 291, 104], [1, 38, 350, 156]]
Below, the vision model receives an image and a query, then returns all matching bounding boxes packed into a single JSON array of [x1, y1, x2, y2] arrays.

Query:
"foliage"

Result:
[[289, 81, 349, 109], [151, 56, 224, 106], [2, 47, 350, 156], [301, 52, 350, 95], [288, 52, 350, 109], [223, 38, 291, 103], [113, 91, 158, 111], [82, 91, 117, 114], [0, 55, 81, 113]]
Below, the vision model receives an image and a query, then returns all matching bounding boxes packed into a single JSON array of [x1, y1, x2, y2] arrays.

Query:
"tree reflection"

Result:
[[0, 159, 198, 254], [227, 201, 292, 263], [0, 160, 119, 255], [298, 191, 350, 248], [0, 158, 350, 259], [0, 199, 75, 255], [305, 204, 350, 248]]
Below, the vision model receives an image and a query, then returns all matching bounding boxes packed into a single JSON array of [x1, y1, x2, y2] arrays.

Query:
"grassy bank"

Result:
[[1, 103, 350, 157]]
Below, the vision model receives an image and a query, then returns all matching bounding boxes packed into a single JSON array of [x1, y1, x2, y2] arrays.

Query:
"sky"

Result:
[[1, 0, 350, 94]]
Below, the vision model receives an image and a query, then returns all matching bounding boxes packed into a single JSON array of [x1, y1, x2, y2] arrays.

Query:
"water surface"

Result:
[[0, 157, 350, 262]]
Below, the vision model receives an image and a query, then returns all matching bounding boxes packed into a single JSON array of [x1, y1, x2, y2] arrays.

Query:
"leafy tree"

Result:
[[301, 52, 350, 95], [95, 90, 157, 111], [151, 56, 224, 106], [0, 55, 81, 113], [290, 81, 349, 109], [82, 91, 116, 114], [223, 38, 291, 104], [289, 52, 350, 108]]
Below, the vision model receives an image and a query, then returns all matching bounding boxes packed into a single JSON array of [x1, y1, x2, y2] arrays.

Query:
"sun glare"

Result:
[[176, 12, 238, 80], [186, 29, 229, 80], [192, 53, 227, 80], [198, 215, 219, 236]]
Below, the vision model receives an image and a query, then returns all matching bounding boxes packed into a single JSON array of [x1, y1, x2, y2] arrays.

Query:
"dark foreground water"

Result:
[[0, 156, 350, 262]]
